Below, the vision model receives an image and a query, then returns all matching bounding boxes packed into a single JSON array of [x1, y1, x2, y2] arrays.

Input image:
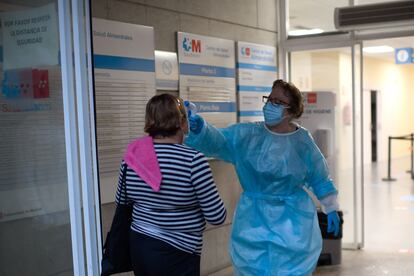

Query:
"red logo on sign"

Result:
[[192, 40, 201, 53], [33, 69, 49, 99], [307, 93, 317, 104], [2, 69, 49, 99]]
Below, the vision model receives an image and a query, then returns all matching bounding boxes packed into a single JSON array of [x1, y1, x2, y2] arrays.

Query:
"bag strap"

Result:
[[120, 163, 128, 202]]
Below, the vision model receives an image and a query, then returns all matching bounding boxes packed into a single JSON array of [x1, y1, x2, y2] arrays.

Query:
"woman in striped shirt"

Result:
[[116, 94, 226, 276]]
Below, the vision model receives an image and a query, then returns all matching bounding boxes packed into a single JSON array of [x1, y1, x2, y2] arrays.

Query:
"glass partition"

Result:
[[289, 46, 364, 248], [0, 1, 83, 275]]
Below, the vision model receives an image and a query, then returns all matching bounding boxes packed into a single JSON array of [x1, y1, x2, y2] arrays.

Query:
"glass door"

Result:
[[288, 44, 364, 249], [0, 0, 101, 275], [0, 1, 77, 275]]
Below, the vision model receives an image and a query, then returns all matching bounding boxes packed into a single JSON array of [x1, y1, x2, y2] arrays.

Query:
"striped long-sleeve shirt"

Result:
[[116, 143, 226, 255]]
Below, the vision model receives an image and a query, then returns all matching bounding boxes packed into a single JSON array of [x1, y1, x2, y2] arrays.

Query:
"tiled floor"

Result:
[[210, 156, 414, 276]]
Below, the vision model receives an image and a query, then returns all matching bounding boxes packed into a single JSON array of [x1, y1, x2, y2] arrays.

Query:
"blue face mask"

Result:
[[263, 102, 286, 126]]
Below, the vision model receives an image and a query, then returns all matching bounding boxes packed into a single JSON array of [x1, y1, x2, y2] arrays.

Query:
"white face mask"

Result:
[[263, 102, 287, 126]]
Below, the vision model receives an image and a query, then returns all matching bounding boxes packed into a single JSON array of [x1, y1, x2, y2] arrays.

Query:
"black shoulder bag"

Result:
[[101, 164, 133, 275]]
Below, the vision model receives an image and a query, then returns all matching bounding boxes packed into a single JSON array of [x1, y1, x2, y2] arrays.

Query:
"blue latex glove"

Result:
[[188, 114, 204, 134], [184, 101, 197, 117], [327, 211, 340, 237]]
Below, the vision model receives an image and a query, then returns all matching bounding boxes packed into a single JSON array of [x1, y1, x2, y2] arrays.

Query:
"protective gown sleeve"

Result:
[[304, 132, 338, 200], [319, 193, 339, 214], [185, 120, 237, 164]]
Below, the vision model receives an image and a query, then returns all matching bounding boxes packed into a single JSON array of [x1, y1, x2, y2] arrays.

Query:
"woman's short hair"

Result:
[[272, 79, 304, 119], [144, 94, 187, 137]]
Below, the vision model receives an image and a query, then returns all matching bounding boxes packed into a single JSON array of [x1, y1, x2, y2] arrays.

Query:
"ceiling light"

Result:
[[288, 28, 324, 36], [363, 46, 394, 53]]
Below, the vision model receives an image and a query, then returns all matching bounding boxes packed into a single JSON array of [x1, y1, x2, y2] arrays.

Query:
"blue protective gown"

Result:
[[185, 121, 337, 276]]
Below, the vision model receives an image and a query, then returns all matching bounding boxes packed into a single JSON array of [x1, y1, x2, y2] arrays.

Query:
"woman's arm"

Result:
[[191, 152, 227, 225]]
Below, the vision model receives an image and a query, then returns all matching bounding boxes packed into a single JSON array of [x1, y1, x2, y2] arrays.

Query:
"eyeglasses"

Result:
[[262, 96, 290, 108], [176, 98, 187, 118]]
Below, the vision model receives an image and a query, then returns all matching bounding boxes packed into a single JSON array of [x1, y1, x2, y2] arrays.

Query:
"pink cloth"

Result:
[[123, 136, 162, 192]]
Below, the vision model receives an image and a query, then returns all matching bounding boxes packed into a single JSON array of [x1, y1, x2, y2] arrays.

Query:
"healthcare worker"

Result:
[[185, 79, 340, 275]]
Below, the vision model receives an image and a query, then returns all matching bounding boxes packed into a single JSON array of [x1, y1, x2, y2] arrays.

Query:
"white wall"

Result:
[[363, 57, 414, 162]]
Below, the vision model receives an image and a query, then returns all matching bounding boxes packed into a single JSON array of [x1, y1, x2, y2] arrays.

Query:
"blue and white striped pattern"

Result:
[[116, 143, 226, 255]]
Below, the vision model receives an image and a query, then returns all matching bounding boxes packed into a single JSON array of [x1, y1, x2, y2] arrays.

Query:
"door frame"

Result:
[[284, 43, 365, 250], [277, 0, 414, 250], [58, 0, 102, 274], [370, 90, 378, 163], [277, 0, 365, 250]]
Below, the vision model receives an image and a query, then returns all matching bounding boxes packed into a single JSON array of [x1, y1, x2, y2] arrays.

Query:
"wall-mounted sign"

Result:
[[395, 48, 413, 64], [155, 50, 178, 91], [1, 3, 59, 70], [236, 42, 277, 122], [177, 32, 236, 127], [93, 18, 156, 172], [93, 18, 156, 204], [0, 65, 66, 222]]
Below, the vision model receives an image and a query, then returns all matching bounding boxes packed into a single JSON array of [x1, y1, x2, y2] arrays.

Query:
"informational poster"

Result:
[[0, 5, 70, 222], [0, 66, 68, 222], [1, 3, 59, 70], [298, 91, 336, 180], [177, 32, 236, 127], [237, 42, 277, 122], [155, 50, 179, 91], [93, 18, 156, 179]]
